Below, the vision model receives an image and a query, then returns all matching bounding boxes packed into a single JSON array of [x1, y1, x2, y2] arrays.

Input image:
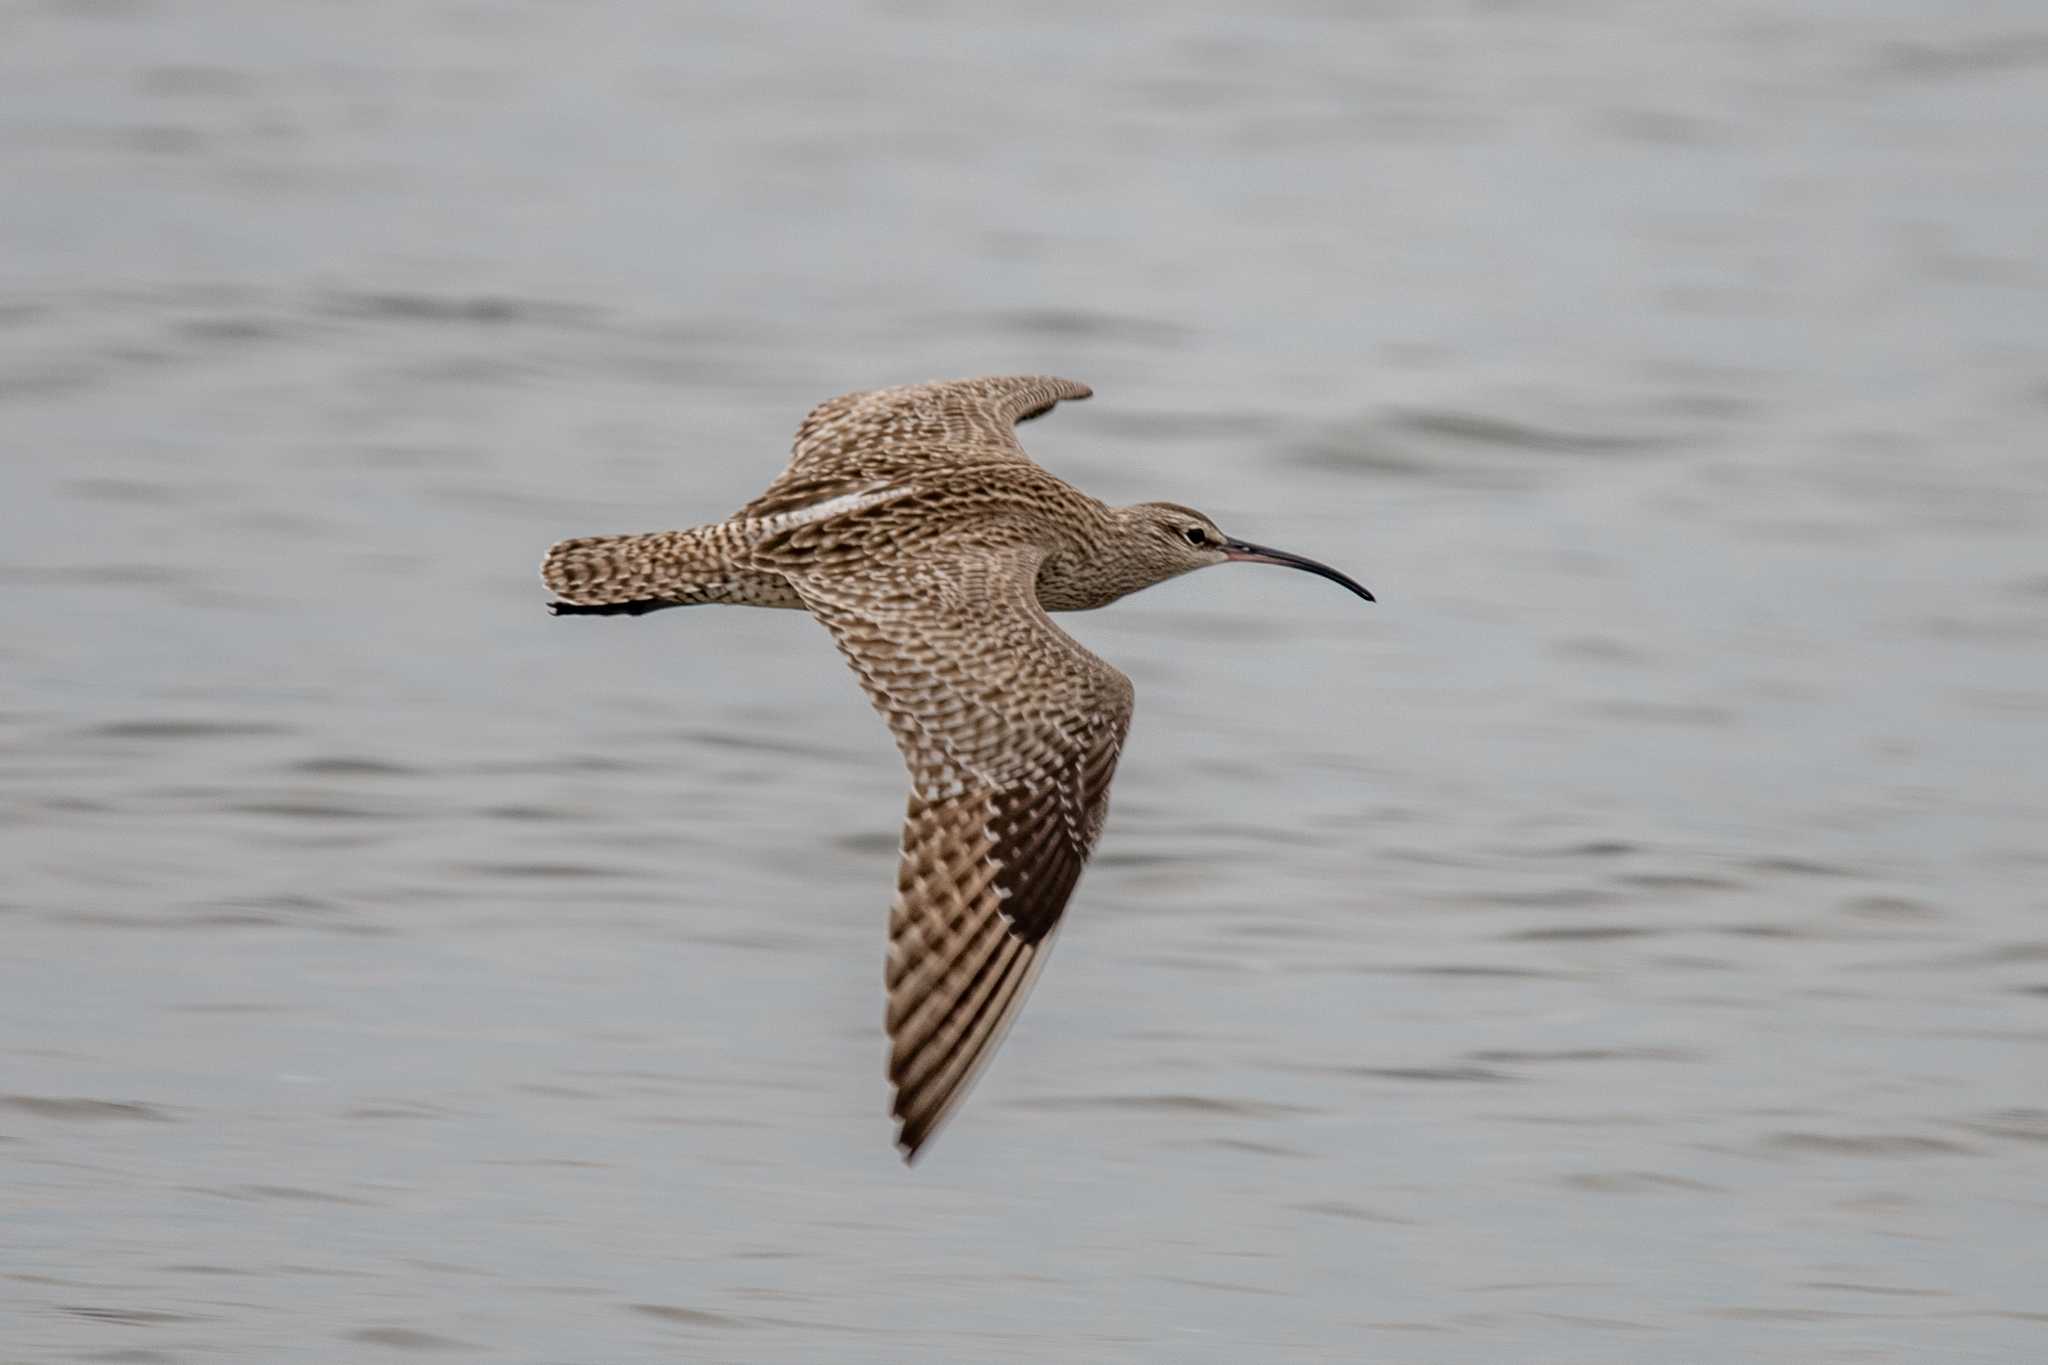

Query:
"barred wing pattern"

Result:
[[794, 545, 1132, 1159], [742, 375, 1091, 520]]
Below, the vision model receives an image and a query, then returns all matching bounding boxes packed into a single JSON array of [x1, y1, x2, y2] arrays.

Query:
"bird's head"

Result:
[[1113, 501, 1375, 604]]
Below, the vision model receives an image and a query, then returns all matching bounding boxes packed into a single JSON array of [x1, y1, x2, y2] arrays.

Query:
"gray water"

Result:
[[3, 2, 2046, 1361]]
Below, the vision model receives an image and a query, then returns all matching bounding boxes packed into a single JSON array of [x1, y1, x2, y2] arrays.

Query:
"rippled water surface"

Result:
[[4, 2, 2046, 1361]]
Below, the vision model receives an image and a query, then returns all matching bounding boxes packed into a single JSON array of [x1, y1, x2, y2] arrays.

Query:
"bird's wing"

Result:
[[740, 376, 1091, 520], [793, 543, 1132, 1161]]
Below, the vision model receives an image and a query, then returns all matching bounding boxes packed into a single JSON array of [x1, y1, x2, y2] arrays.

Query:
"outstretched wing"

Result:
[[794, 543, 1132, 1161], [741, 375, 1091, 520]]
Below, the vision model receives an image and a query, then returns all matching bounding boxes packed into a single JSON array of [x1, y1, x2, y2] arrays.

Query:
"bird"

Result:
[[540, 375, 1372, 1161]]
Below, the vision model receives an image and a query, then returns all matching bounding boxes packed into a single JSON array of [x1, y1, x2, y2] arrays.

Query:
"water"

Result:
[[3, 2, 2045, 1360]]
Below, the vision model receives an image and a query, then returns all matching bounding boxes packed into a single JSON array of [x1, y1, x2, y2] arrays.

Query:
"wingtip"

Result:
[[893, 1098, 939, 1161]]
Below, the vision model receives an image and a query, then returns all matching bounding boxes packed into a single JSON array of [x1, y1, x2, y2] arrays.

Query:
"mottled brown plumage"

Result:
[[541, 376, 1372, 1161]]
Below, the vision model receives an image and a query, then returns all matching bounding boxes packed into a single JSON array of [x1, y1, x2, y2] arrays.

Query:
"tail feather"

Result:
[[540, 525, 802, 610], [541, 531, 688, 604]]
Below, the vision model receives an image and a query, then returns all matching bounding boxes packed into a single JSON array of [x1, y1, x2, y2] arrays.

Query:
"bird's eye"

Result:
[[1183, 526, 1209, 547]]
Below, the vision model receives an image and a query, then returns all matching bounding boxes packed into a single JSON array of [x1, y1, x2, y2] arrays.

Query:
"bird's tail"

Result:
[[540, 524, 800, 612]]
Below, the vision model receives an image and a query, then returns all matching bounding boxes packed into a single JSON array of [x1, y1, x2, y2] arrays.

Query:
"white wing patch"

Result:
[[754, 483, 916, 532]]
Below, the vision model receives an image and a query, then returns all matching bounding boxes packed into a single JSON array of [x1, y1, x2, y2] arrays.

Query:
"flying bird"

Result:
[[540, 376, 1372, 1160]]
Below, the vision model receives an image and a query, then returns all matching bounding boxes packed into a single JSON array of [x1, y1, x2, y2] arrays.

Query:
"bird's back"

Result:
[[744, 461, 1108, 584]]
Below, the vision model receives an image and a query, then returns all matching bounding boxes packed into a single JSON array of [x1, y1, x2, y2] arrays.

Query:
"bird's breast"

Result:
[[1034, 549, 1122, 612]]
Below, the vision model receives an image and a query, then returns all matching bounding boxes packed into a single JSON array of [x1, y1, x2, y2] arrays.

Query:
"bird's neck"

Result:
[[1035, 503, 1163, 612]]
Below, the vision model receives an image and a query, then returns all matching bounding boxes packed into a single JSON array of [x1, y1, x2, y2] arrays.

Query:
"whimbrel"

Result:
[[541, 376, 1372, 1161]]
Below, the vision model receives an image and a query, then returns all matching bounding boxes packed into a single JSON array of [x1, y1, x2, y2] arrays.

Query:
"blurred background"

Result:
[[3, 1, 2044, 1360]]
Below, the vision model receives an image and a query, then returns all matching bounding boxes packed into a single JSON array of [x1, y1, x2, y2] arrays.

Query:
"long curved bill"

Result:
[[1222, 539, 1375, 603]]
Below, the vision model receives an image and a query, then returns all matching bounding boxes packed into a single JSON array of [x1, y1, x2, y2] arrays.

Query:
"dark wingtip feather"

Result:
[[546, 598, 681, 618]]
